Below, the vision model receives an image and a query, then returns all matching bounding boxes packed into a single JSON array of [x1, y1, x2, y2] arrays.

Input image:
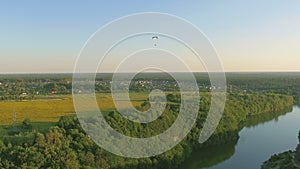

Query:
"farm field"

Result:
[[0, 93, 150, 125]]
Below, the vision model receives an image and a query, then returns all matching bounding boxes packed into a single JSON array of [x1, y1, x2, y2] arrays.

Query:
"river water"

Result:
[[181, 106, 300, 169]]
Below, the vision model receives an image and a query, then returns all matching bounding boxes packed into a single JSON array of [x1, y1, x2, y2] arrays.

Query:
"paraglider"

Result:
[[152, 36, 159, 47], [152, 36, 159, 40]]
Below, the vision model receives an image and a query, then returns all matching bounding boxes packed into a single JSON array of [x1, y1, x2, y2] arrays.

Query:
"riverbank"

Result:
[[0, 93, 294, 169], [262, 131, 300, 169]]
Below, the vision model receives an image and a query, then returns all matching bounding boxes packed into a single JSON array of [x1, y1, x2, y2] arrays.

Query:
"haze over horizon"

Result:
[[1, 1, 299, 73]]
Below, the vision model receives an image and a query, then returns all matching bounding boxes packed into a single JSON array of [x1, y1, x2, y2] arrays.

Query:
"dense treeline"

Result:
[[0, 93, 293, 169], [224, 73, 300, 106]]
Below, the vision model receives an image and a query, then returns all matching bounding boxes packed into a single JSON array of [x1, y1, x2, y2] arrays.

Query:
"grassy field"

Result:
[[0, 93, 149, 125]]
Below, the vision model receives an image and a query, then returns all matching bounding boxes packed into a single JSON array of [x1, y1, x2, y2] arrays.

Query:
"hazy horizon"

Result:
[[1, 71, 300, 75]]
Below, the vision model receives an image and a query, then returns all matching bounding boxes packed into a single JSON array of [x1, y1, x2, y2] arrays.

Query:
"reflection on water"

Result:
[[179, 140, 237, 169], [180, 106, 300, 169]]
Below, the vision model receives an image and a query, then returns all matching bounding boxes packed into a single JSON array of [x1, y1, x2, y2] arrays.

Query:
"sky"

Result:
[[0, 0, 299, 73]]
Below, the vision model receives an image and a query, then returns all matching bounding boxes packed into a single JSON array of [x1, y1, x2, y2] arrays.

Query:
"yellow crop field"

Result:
[[0, 93, 149, 125], [0, 97, 73, 125]]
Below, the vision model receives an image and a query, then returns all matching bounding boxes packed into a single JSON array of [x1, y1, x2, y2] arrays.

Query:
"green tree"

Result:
[[22, 118, 32, 130]]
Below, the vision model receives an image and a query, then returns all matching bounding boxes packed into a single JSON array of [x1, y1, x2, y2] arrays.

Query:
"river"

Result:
[[180, 106, 300, 169]]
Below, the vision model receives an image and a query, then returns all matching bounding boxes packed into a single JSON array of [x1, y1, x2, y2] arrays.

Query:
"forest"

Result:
[[0, 73, 299, 168], [0, 91, 293, 169]]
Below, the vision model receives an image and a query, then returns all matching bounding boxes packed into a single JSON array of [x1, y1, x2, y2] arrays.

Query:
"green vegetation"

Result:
[[0, 73, 299, 168], [261, 151, 298, 169], [178, 141, 237, 169], [0, 92, 293, 169]]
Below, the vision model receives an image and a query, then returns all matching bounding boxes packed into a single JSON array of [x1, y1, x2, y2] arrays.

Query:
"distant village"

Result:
[[0, 74, 258, 101], [0, 76, 219, 100]]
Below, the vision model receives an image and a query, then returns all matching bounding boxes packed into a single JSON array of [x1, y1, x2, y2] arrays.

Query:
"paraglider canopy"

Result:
[[152, 36, 159, 46]]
